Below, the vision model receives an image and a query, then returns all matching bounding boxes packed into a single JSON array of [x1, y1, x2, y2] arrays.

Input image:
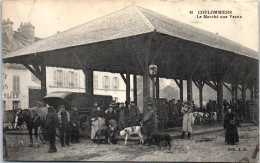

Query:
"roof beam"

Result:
[[120, 73, 127, 84], [174, 79, 180, 88], [23, 64, 41, 80], [205, 80, 217, 91], [191, 52, 205, 77], [223, 83, 232, 93], [151, 41, 165, 64]]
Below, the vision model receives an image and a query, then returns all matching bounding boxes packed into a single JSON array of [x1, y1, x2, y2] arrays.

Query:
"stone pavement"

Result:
[[4, 123, 259, 162]]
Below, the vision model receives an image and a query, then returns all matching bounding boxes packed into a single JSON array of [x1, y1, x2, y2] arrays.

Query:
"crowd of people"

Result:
[[43, 98, 251, 153]]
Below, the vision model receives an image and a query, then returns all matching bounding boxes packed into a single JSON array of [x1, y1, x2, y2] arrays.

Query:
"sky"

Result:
[[2, 0, 259, 52]]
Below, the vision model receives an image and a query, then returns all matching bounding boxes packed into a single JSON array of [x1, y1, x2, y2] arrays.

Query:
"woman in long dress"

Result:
[[90, 105, 105, 141], [224, 108, 239, 145]]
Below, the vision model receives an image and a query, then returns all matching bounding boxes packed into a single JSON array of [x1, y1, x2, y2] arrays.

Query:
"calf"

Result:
[[120, 126, 144, 145]]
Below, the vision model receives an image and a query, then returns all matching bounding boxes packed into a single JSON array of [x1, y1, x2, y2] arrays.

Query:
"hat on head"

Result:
[[147, 99, 153, 105]]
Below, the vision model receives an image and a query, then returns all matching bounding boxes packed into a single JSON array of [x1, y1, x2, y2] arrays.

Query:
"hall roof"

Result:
[[3, 5, 258, 84]]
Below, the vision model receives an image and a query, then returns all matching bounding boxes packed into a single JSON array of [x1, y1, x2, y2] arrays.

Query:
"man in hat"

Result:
[[45, 106, 59, 153], [70, 106, 80, 143], [117, 102, 126, 131], [142, 99, 156, 146], [57, 105, 71, 147], [181, 102, 194, 139], [125, 101, 140, 127]]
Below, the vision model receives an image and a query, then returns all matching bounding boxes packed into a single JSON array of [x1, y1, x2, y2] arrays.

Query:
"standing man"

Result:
[[70, 107, 80, 143], [45, 106, 59, 153], [57, 105, 71, 147], [206, 100, 213, 113], [143, 99, 156, 146], [181, 102, 194, 139], [171, 99, 179, 126], [126, 101, 139, 127], [117, 102, 126, 131], [158, 100, 168, 130]]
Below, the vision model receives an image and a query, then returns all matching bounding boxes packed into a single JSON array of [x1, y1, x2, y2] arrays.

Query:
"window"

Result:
[[3, 101, 6, 111], [57, 70, 63, 86], [63, 71, 69, 87], [13, 101, 20, 110], [74, 72, 78, 87], [13, 75, 20, 92], [31, 73, 40, 82], [112, 77, 119, 89], [94, 75, 98, 89], [69, 71, 74, 87], [103, 76, 110, 89], [53, 70, 57, 86]]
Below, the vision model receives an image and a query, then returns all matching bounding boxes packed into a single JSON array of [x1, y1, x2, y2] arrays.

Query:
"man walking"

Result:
[[57, 105, 71, 147], [45, 106, 59, 153]]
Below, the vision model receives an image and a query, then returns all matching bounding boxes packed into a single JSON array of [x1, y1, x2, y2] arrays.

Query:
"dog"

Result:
[[151, 133, 172, 150], [120, 126, 144, 145], [95, 127, 111, 146]]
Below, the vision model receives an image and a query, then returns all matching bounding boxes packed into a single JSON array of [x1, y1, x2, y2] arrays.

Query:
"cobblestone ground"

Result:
[[4, 125, 259, 162]]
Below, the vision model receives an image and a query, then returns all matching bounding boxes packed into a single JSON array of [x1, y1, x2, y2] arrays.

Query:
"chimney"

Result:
[[2, 18, 14, 41], [19, 21, 35, 42]]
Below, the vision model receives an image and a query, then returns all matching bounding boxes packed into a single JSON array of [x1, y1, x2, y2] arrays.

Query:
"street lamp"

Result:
[[149, 64, 158, 99], [149, 64, 158, 132]]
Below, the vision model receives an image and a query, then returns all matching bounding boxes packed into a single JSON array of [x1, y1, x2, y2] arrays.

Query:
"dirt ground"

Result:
[[4, 125, 259, 162]]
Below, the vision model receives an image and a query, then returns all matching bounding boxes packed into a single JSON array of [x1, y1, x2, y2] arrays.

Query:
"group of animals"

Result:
[[192, 111, 217, 125], [95, 125, 172, 150]]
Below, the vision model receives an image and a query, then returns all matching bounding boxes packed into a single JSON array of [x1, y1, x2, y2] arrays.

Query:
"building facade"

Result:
[[2, 19, 133, 111]]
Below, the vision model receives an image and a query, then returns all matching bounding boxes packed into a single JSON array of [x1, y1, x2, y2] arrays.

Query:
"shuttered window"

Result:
[[74, 72, 78, 87], [103, 76, 109, 89], [53, 70, 57, 86], [94, 75, 98, 89], [13, 75, 20, 92]]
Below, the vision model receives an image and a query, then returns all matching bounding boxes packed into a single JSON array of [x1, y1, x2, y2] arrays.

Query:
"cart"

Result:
[[43, 92, 113, 138]]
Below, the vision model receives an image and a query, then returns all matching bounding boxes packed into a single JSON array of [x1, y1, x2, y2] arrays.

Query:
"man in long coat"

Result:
[[126, 102, 139, 127], [117, 103, 126, 131], [57, 105, 71, 147], [143, 100, 156, 146], [70, 107, 80, 143], [45, 106, 59, 153], [181, 102, 194, 139]]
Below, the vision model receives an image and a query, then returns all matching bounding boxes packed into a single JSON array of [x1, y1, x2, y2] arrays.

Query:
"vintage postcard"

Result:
[[2, 0, 259, 162]]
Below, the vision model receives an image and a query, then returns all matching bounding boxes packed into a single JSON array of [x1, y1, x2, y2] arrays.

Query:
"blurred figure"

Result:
[[45, 106, 59, 153], [206, 100, 213, 113], [70, 107, 80, 143], [223, 99, 230, 113], [181, 102, 194, 139], [158, 100, 168, 130], [224, 108, 239, 145], [142, 99, 156, 146], [57, 105, 71, 147], [117, 102, 126, 131], [90, 102, 105, 141], [125, 102, 139, 127], [105, 107, 118, 144]]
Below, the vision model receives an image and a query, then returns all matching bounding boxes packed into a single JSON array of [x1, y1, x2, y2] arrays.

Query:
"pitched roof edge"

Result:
[[133, 5, 156, 31]]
